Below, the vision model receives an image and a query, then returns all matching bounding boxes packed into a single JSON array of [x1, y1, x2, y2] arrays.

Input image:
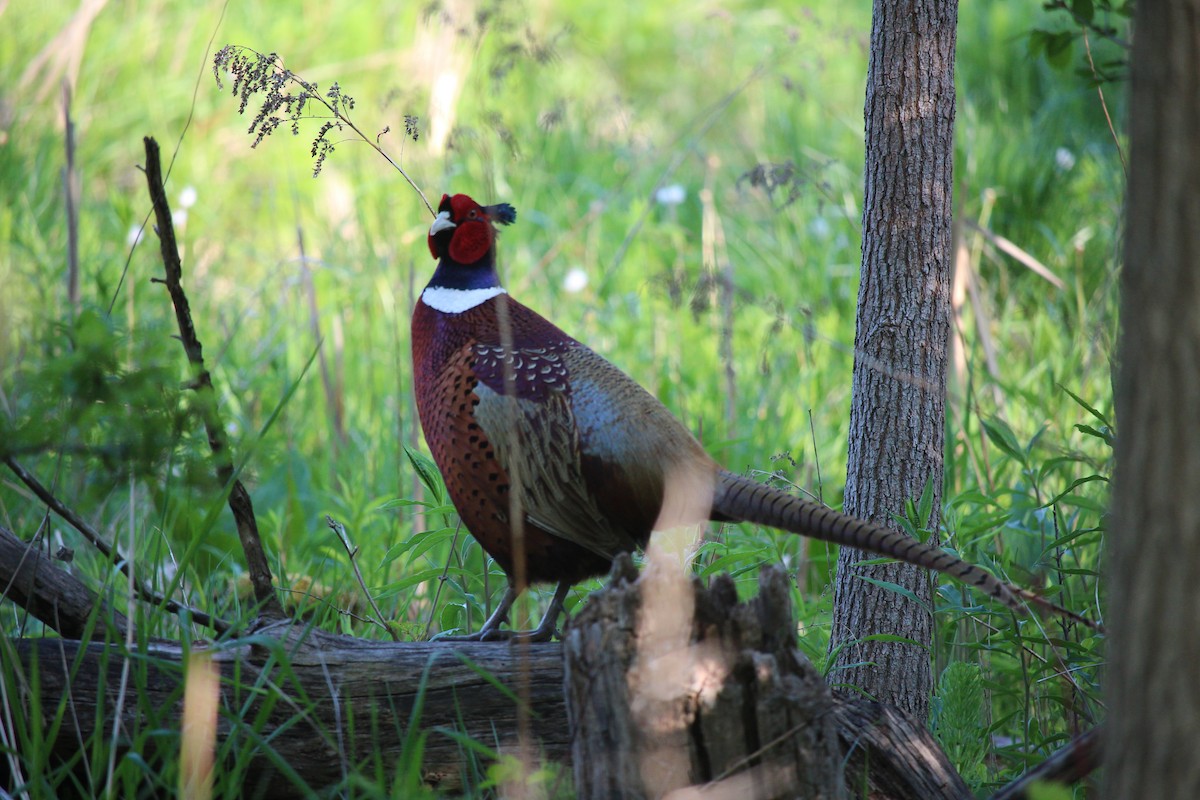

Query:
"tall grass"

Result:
[[1, 0, 1118, 795]]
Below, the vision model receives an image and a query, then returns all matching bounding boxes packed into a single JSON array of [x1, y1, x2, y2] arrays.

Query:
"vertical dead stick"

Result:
[[141, 135, 283, 620]]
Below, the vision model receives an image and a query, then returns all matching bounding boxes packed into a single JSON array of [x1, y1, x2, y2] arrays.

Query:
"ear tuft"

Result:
[[486, 203, 517, 226]]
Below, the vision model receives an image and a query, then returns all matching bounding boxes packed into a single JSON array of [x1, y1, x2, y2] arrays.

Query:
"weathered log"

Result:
[[989, 726, 1102, 800], [0, 524, 129, 638], [4, 538, 978, 799], [834, 698, 972, 800], [6, 631, 568, 797]]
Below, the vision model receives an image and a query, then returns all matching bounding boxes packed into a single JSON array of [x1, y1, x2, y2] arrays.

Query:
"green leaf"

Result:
[[1052, 566, 1101, 577], [858, 633, 927, 648], [1028, 28, 1051, 59], [982, 417, 1026, 465], [947, 490, 1001, 509], [1056, 494, 1106, 513], [1040, 474, 1109, 509], [1059, 383, 1111, 427], [405, 526, 461, 564], [1047, 525, 1104, 550], [377, 567, 450, 596], [917, 477, 935, 530], [1028, 780, 1075, 800], [1074, 423, 1114, 445], [404, 445, 446, 505], [1045, 30, 1075, 69], [1071, 0, 1095, 23]]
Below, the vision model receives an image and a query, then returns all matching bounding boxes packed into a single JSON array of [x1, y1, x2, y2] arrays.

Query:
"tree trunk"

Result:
[[1104, 2, 1200, 797], [828, 0, 958, 722]]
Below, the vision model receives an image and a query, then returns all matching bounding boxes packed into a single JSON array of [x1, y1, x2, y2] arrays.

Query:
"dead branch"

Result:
[[989, 725, 1102, 800], [0, 524, 129, 639], [141, 135, 282, 620], [0, 460, 229, 634]]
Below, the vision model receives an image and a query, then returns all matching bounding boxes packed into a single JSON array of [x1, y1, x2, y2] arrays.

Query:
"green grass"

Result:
[[1, 0, 1119, 796]]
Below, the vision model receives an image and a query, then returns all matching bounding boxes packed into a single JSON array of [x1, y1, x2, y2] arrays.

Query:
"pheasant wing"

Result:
[[470, 342, 653, 559]]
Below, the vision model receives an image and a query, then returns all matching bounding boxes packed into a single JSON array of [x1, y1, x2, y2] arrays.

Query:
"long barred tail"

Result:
[[713, 470, 1100, 631]]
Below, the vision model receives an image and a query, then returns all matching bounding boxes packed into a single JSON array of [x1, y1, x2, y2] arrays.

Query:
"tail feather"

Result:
[[713, 470, 1099, 631]]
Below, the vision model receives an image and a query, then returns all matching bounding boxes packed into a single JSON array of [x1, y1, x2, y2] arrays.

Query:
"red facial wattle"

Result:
[[447, 219, 492, 264]]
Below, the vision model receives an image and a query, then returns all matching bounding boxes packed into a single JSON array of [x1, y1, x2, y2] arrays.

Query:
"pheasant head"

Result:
[[427, 193, 518, 267]]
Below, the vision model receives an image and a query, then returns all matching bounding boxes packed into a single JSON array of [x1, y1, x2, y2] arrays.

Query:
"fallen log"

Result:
[[6, 631, 568, 797], [4, 532, 975, 799]]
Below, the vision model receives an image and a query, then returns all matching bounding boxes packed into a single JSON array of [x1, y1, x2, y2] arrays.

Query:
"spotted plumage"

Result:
[[410, 192, 1094, 641]]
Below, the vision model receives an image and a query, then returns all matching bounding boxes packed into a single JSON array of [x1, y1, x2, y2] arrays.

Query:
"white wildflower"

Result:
[[1055, 147, 1076, 172], [563, 267, 589, 293], [655, 184, 686, 206]]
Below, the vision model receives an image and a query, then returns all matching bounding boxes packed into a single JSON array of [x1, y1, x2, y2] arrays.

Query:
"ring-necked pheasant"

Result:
[[412, 192, 1086, 641]]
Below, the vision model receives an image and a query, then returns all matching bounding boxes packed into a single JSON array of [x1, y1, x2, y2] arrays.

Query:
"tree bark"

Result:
[[563, 556, 845, 799], [828, 0, 958, 722], [1104, 2, 1200, 797]]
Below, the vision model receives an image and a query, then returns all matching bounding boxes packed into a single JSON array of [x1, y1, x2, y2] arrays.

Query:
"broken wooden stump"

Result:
[[563, 553, 845, 799], [562, 553, 973, 800]]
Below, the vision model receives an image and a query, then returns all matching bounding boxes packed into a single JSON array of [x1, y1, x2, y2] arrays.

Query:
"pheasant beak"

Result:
[[429, 210, 456, 237]]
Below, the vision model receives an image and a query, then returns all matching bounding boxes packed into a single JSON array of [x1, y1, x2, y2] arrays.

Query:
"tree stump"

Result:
[[563, 553, 844, 799]]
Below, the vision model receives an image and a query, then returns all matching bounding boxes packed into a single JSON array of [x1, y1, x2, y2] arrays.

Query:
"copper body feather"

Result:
[[412, 292, 711, 586]]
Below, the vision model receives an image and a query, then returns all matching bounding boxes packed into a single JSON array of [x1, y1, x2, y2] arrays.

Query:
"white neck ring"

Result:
[[421, 286, 506, 313]]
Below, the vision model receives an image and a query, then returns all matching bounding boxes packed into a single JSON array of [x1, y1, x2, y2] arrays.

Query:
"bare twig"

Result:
[[141, 135, 284, 620], [1082, 29, 1128, 179], [62, 81, 79, 317], [325, 516, 398, 642], [0, 456, 230, 634]]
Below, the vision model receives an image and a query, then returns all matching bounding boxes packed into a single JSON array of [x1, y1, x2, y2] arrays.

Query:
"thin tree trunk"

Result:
[[1104, 2, 1200, 797], [828, 0, 958, 722]]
